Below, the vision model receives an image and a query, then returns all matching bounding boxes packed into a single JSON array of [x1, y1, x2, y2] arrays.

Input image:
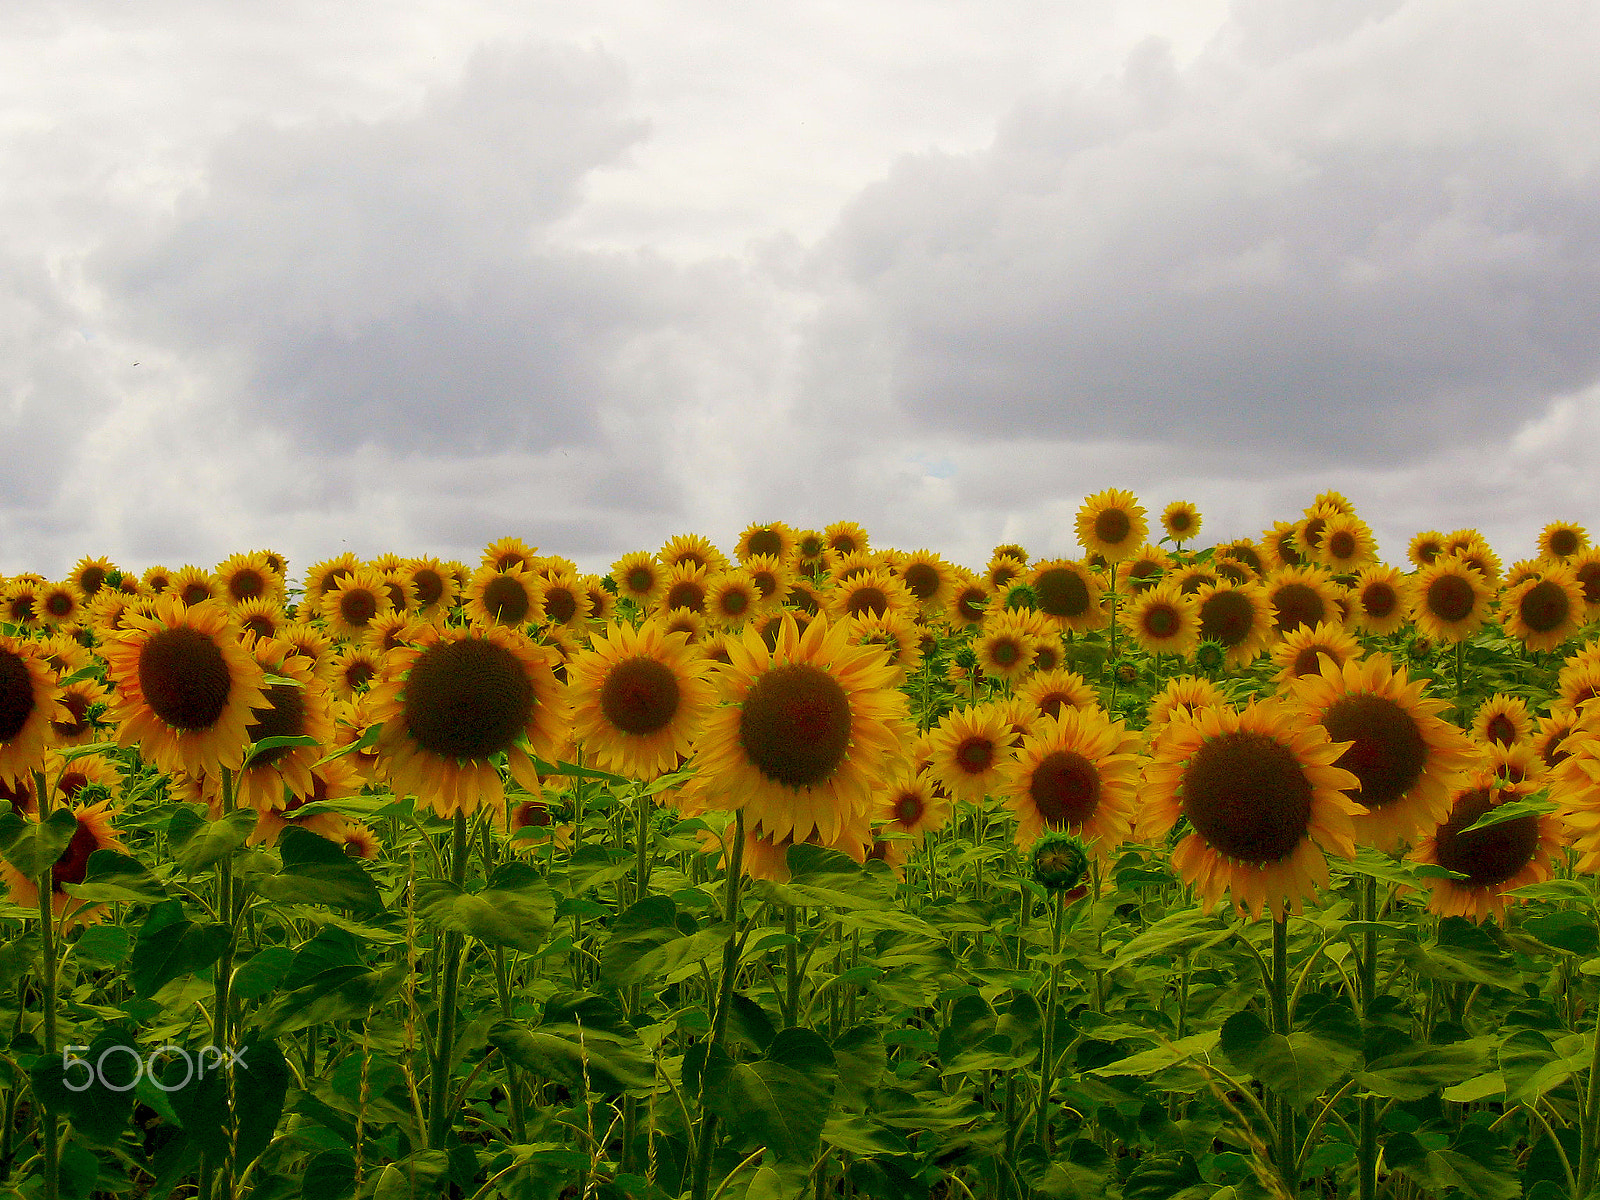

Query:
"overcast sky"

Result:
[[4, 0, 1598, 584]]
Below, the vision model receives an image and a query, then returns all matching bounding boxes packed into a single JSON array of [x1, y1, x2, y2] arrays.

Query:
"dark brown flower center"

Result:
[[339, 588, 380, 627], [244, 682, 309, 767], [600, 656, 681, 735], [1550, 528, 1581, 558], [1272, 583, 1326, 633], [893, 790, 924, 827], [482, 575, 532, 624], [138, 626, 233, 730], [846, 586, 889, 618], [52, 818, 104, 891], [1200, 590, 1254, 646], [1483, 713, 1517, 746], [955, 588, 986, 623], [626, 567, 656, 595], [1029, 750, 1100, 829], [1426, 574, 1476, 623], [904, 562, 942, 601], [0, 649, 38, 742], [410, 569, 443, 608], [1034, 567, 1090, 618], [1326, 531, 1356, 561], [404, 638, 534, 760], [747, 529, 784, 559], [1322, 693, 1427, 809], [544, 586, 579, 625], [1183, 730, 1313, 864], [954, 735, 996, 774], [1094, 508, 1132, 546], [1142, 604, 1181, 640], [1433, 787, 1538, 887], [1362, 583, 1397, 619], [989, 637, 1023, 667], [229, 569, 266, 601], [78, 566, 107, 596], [738, 663, 853, 787], [1519, 580, 1570, 634], [664, 581, 705, 615]]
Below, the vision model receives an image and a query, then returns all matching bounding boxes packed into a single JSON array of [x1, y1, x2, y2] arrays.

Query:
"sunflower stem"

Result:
[[1271, 915, 1298, 1194], [689, 808, 746, 1200], [634, 781, 653, 907], [427, 810, 469, 1150], [1359, 874, 1379, 1200], [32, 769, 59, 1200], [1577, 978, 1600, 1197], [210, 766, 239, 1194], [1033, 887, 1065, 1153]]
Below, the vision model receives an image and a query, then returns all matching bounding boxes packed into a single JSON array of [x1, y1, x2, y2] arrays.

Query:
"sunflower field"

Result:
[[6, 493, 1600, 1200]]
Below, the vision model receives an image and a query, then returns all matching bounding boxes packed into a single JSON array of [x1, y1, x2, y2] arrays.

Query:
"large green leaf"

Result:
[[705, 1028, 837, 1161], [599, 895, 726, 987], [1358, 1037, 1493, 1100], [1110, 908, 1231, 968], [488, 993, 655, 1094], [414, 861, 555, 952], [0, 806, 77, 877], [1401, 917, 1518, 987], [253, 826, 384, 915], [129, 907, 230, 999], [253, 963, 406, 1037], [62, 849, 168, 905], [1387, 1125, 1520, 1200], [1219, 1009, 1359, 1108], [168, 809, 257, 874]]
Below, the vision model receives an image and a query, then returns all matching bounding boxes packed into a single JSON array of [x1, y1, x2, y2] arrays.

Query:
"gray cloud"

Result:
[[802, 1, 1600, 465]]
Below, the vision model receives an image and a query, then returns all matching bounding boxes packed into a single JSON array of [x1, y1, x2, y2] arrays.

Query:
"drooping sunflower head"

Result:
[[102, 596, 268, 779], [1141, 699, 1361, 920], [1539, 521, 1589, 562], [1160, 501, 1202, 544], [369, 623, 567, 818], [0, 798, 127, 928], [1076, 489, 1148, 563]]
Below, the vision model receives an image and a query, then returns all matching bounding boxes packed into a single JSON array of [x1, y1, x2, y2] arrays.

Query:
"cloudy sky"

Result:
[[4, 0, 1598, 584]]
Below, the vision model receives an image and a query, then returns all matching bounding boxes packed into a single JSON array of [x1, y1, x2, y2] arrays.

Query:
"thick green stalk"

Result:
[[689, 809, 746, 1200], [1033, 889, 1065, 1152], [1272, 916, 1297, 1195], [427, 811, 469, 1149], [32, 770, 58, 1200], [1578, 991, 1600, 1196], [1359, 876, 1379, 1200]]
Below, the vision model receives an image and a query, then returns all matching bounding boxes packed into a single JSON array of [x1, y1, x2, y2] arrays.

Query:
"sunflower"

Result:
[[1217, 540, 1266, 577], [783, 578, 828, 619], [1499, 564, 1585, 653], [1533, 708, 1585, 771], [50, 669, 109, 749], [1472, 694, 1532, 748], [792, 530, 829, 575], [43, 747, 122, 806], [1160, 501, 1202, 545], [216, 551, 284, 608], [927, 703, 1016, 806], [233, 597, 288, 644], [1539, 522, 1589, 562], [1484, 740, 1545, 789], [86, 591, 150, 638], [1344, 565, 1407, 637], [533, 571, 589, 631], [661, 532, 728, 574], [365, 612, 429, 656], [1172, 567, 1217, 596], [661, 607, 708, 644], [1403, 531, 1443, 570], [736, 521, 795, 565], [403, 556, 459, 616], [848, 610, 922, 681], [1146, 676, 1228, 744], [568, 619, 716, 779], [1558, 660, 1600, 716], [1413, 772, 1563, 923], [1290, 653, 1477, 852], [828, 550, 880, 585], [1410, 554, 1495, 645], [974, 611, 1038, 683], [729, 554, 788, 609], [895, 549, 954, 614], [828, 567, 914, 624], [1017, 668, 1099, 722], [823, 521, 870, 558], [140, 565, 174, 595], [1503, 560, 1544, 592], [1076, 489, 1148, 563], [656, 562, 712, 618], [1316, 513, 1378, 572], [35, 581, 85, 630], [1029, 560, 1105, 633], [0, 798, 127, 928], [329, 643, 383, 702], [1261, 565, 1341, 636], [1120, 583, 1199, 659], [298, 553, 360, 612], [319, 568, 393, 643], [702, 806, 875, 884], [1194, 582, 1273, 669], [1295, 503, 1344, 560], [102, 596, 269, 779], [1271, 621, 1363, 686], [67, 556, 116, 600], [169, 565, 222, 608], [0, 635, 65, 785], [368, 623, 567, 819], [479, 536, 538, 574], [1140, 699, 1362, 920], [986, 554, 1028, 593], [687, 614, 908, 846], [1566, 549, 1600, 621], [611, 551, 666, 609], [1262, 522, 1305, 570], [1001, 708, 1141, 854], [228, 639, 337, 812], [1, 579, 42, 629], [875, 771, 953, 842], [507, 799, 573, 854], [279, 622, 333, 673], [1453, 540, 1503, 586], [1213, 558, 1257, 587], [948, 574, 991, 630], [699, 632, 735, 667], [464, 564, 540, 629], [1117, 545, 1172, 594]]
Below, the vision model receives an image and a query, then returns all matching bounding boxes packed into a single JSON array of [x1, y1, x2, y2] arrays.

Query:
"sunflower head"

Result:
[[1160, 501, 1202, 544], [1076, 489, 1148, 563], [1031, 831, 1089, 891], [1539, 522, 1589, 562]]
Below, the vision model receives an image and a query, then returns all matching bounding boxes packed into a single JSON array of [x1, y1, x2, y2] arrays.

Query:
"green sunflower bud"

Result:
[[1031, 831, 1089, 891], [1194, 640, 1226, 673]]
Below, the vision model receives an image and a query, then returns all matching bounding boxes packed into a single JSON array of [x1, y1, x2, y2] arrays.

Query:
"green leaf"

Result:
[[414, 861, 555, 953], [259, 673, 303, 689], [30, 1030, 139, 1145], [488, 993, 655, 1094], [232, 1036, 290, 1168], [1088, 1032, 1220, 1080], [1219, 1009, 1359, 1108], [1387, 1126, 1521, 1200], [1523, 910, 1600, 956], [705, 1029, 836, 1161], [168, 809, 256, 873], [69, 924, 131, 967], [242, 734, 319, 769], [1122, 1151, 1205, 1200], [231, 946, 296, 1001], [1459, 794, 1556, 835], [0, 806, 77, 877], [1359, 1038, 1494, 1101], [1499, 1028, 1587, 1105], [312, 721, 383, 767], [1401, 917, 1518, 987], [253, 963, 406, 1037], [254, 826, 384, 914], [62, 849, 168, 905], [821, 1114, 909, 1157], [130, 914, 230, 999], [1110, 908, 1231, 968]]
